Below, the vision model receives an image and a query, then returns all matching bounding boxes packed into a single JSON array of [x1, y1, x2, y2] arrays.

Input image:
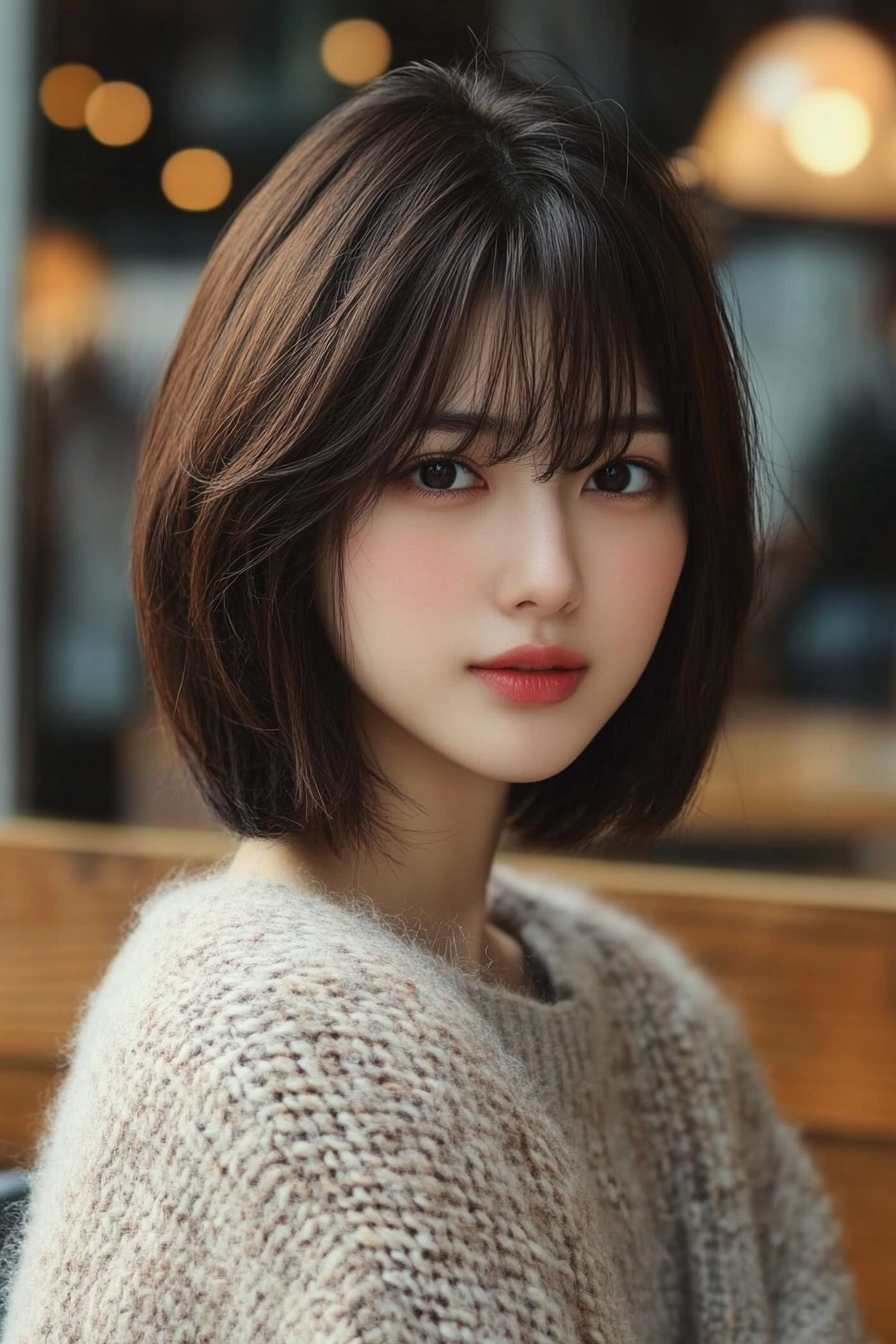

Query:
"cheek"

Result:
[[346, 518, 475, 613], [598, 516, 688, 628]]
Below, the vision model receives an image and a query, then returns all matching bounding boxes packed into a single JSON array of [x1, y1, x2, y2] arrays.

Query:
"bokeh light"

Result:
[[18, 227, 109, 371], [84, 81, 152, 146], [694, 18, 896, 218], [320, 19, 391, 86], [161, 148, 233, 211], [39, 64, 103, 129], [741, 55, 810, 122], [782, 87, 873, 176]]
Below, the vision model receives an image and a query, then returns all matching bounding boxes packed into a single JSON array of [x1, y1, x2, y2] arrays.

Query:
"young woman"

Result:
[[3, 59, 867, 1343]]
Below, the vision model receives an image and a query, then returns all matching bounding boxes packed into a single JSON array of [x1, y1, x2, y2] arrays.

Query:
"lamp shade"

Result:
[[693, 18, 896, 221]]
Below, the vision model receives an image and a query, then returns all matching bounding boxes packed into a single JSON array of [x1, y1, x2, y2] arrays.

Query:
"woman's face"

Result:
[[316, 299, 688, 789]]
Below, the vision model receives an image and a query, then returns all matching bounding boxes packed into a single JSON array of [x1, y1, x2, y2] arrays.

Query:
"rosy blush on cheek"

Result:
[[349, 523, 474, 610], [625, 540, 684, 593], [598, 529, 687, 625]]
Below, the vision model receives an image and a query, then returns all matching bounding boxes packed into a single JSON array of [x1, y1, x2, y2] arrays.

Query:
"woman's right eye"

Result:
[[404, 456, 481, 496]]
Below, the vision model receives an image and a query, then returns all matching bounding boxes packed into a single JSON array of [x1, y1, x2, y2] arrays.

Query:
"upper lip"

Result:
[[471, 644, 589, 670]]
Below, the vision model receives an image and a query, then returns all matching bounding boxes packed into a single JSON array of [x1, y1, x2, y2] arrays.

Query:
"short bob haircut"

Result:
[[131, 58, 759, 860]]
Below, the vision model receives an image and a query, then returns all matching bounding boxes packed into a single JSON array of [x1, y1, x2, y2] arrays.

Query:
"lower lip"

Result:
[[469, 667, 587, 704]]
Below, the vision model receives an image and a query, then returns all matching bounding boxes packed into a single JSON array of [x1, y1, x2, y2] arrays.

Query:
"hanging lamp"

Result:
[[691, 17, 896, 221]]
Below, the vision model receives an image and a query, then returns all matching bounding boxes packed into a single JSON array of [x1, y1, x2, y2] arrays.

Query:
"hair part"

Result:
[[131, 57, 760, 860]]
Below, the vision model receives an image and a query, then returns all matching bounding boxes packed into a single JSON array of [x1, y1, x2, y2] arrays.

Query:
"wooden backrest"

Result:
[[1, 819, 894, 1340]]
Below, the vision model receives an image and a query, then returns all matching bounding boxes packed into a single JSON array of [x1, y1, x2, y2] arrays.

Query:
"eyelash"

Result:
[[398, 453, 670, 502]]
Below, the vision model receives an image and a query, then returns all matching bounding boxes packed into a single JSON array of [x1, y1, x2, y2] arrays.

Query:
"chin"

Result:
[[510, 763, 579, 785], [481, 747, 589, 785]]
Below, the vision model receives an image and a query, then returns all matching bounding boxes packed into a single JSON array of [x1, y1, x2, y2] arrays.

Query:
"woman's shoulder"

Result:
[[56, 863, 534, 1137], [92, 863, 480, 1051], [493, 860, 738, 1030], [37, 865, 519, 1188], [495, 864, 771, 1165], [36, 864, 596, 1238], [10, 865, 641, 1344]]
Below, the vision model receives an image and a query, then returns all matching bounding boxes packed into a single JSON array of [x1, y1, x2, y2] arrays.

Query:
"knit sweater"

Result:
[[2, 859, 868, 1344]]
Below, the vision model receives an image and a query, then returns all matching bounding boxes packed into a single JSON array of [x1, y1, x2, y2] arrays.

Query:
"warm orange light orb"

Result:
[[18, 227, 109, 370], [320, 19, 391, 86], [84, 81, 152, 146], [39, 64, 103, 129], [161, 148, 233, 211]]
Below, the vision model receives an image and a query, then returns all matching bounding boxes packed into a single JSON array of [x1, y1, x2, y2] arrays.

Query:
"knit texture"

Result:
[[2, 860, 869, 1343]]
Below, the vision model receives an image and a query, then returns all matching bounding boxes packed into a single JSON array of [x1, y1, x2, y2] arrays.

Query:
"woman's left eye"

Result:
[[588, 460, 659, 495]]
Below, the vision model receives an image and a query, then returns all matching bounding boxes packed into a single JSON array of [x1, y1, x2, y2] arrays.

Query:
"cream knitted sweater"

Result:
[[2, 860, 868, 1343]]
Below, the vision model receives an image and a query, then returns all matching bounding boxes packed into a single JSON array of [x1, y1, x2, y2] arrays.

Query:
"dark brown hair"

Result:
[[131, 58, 759, 859]]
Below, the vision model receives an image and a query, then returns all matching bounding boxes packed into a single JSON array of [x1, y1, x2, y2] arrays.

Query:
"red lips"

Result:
[[471, 643, 588, 670]]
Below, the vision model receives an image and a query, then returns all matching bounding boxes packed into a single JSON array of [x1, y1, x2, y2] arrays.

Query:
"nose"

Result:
[[492, 492, 584, 615]]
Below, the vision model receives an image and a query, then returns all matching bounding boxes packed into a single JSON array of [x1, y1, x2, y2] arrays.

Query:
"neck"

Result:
[[229, 827, 505, 967], [229, 832, 526, 990], [228, 720, 526, 987], [225, 795, 526, 989]]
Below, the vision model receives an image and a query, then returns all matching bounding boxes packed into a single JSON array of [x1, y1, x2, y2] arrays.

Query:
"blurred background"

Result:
[[3, 0, 896, 876]]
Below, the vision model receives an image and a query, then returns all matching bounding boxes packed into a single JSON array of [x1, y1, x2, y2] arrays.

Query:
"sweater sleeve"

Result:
[[725, 1011, 873, 1344]]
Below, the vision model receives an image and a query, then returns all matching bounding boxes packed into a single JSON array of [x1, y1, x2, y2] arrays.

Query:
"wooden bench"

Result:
[[1, 819, 894, 1341]]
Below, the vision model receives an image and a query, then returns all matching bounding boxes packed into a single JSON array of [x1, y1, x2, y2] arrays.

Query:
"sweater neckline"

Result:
[[436, 861, 590, 1012]]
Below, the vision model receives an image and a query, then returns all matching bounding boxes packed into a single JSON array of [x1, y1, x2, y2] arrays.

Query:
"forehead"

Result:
[[439, 290, 660, 429]]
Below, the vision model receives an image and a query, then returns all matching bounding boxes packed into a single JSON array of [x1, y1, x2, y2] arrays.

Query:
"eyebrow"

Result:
[[419, 409, 670, 438]]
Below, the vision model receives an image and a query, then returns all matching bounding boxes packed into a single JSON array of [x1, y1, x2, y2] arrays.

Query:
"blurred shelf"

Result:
[[681, 698, 896, 841]]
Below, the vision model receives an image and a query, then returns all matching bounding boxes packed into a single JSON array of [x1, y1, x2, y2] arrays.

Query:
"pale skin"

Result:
[[231, 298, 689, 992]]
